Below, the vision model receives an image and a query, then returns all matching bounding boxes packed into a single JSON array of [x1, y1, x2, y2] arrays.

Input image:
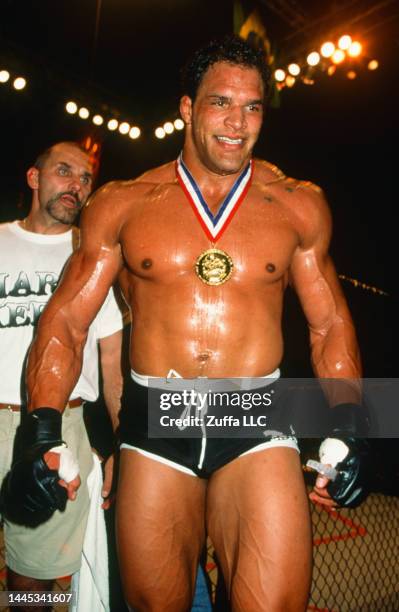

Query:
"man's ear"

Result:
[[179, 95, 193, 125], [27, 167, 39, 190]]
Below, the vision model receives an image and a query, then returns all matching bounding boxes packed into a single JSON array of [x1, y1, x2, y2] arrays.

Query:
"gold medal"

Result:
[[195, 248, 234, 286]]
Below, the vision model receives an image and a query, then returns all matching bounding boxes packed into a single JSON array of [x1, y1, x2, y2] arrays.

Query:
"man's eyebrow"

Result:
[[207, 94, 230, 100], [57, 161, 93, 178], [57, 161, 72, 168], [207, 94, 263, 105]]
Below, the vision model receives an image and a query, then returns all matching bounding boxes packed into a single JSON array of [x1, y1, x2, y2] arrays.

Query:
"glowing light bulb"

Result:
[[107, 119, 118, 131], [331, 49, 345, 64], [174, 118, 185, 130], [119, 122, 130, 135], [0, 70, 10, 83], [368, 59, 379, 71], [288, 63, 300, 76], [66, 101, 78, 114], [163, 121, 174, 134], [78, 107, 89, 119], [338, 35, 352, 51], [274, 69, 286, 82], [92, 114, 104, 125], [348, 41, 362, 57], [321, 42, 335, 58], [307, 52, 320, 66], [155, 127, 165, 139], [129, 126, 141, 139], [13, 77, 26, 90]]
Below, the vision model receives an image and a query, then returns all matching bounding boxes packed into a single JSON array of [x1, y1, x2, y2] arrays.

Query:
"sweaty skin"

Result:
[[27, 64, 360, 396], [26, 61, 361, 610], [27, 161, 360, 392]]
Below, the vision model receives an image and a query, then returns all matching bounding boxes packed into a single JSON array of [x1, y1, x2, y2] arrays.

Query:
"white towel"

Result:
[[70, 453, 109, 612]]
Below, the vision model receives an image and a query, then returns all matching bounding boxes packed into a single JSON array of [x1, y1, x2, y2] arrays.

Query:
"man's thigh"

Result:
[[4, 408, 93, 579], [206, 447, 312, 612], [116, 449, 207, 611]]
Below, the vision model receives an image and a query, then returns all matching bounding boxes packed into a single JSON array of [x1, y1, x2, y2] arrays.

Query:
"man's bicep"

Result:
[[288, 185, 342, 331]]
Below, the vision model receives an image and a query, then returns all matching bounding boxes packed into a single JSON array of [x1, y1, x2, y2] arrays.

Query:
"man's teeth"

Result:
[[217, 136, 243, 144]]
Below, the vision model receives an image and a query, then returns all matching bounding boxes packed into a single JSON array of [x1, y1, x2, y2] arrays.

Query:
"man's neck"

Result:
[[20, 213, 72, 236], [181, 148, 249, 199]]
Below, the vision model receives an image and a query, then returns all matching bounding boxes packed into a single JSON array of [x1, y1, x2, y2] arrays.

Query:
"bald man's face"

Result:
[[35, 144, 93, 225]]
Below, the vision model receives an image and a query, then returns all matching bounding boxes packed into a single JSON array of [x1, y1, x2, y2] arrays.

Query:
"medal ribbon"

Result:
[[176, 153, 253, 242]]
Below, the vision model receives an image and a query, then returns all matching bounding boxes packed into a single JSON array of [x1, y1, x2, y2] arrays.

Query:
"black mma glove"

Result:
[[318, 402, 370, 508], [0, 408, 68, 527]]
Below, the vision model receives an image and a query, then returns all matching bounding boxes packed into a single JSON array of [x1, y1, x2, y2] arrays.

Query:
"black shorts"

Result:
[[119, 376, 298, 478]]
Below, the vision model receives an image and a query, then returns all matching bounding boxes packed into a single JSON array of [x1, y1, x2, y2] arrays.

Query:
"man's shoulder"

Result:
[[86, 162, 176, 210], [253, 158, 287, 184], [110, 161, 176, 193], [253, 159, 323, 195], [254, 159, 325, 205], [253, 159, 330, 243], [137, 160, 176, 186]]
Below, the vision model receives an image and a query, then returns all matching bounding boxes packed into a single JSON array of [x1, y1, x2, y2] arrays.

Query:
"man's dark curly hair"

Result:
[[181, 34, 270, 101]]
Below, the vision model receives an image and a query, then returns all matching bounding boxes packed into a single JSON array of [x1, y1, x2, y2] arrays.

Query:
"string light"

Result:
[[107, 119, 118, 131], [129, 126, 141, 139], [288, 63, 300, 76], [0, 70, 10, 83], [64, 97, 141, 141], [78, 107, 90, 119], [320, 42, 335, 58], [153, 117, 186, 139], [338, 35, 352, 50], [338, 275, 389, 296], [119, 121, 130, 135], [274, 69, 286, 82], [66, 101, 78, 114], [331, 49, 345, 64], [307, 52, 320, 66], [1, 33, 378, 144], [155, 127, 165, 139], [269, 32, 376, 94], [92, 114, 104, 125], [163, 121, 174, 134], [348, 41, 362, 57], [13, 77, 26, 90]]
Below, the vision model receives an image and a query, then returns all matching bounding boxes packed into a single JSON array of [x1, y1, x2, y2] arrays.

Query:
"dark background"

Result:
[[1, 0, 397, 377]]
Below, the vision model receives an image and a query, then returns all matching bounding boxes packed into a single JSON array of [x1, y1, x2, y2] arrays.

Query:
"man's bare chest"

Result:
[[120, 185, 300, 284]]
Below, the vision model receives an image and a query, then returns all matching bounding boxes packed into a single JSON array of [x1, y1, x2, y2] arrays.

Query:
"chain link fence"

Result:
[[309, 492, 399, 611]]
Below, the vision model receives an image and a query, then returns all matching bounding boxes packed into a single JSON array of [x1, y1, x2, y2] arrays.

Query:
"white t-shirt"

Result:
[[0, 221, 123, 403]]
